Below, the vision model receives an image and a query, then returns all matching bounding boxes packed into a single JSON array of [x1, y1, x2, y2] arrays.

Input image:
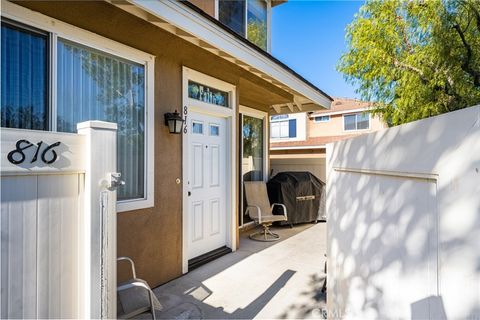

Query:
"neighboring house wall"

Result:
[[12, 0, 291, 288], [270, 112, 307, 142], [327, 105, 480, 319], [308, 112, 385, 137], [270, 110, 385, 181], [270, 157, 326, 182]]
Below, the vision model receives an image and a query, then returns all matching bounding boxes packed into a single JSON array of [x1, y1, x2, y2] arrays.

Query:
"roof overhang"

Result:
[[109, 0, 332, 114], [271, 0, 288, 8]]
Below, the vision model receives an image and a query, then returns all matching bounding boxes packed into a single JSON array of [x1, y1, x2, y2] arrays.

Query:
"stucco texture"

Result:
[[14, 0, 292, 287]]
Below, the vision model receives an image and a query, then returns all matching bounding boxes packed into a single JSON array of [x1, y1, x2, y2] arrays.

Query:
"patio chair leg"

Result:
[[249, 224, 281, 242]]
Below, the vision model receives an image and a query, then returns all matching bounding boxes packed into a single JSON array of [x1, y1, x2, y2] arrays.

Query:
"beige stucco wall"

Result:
[[308, 113, 386, 137], [188, 0, 216, 17], [13, 0, 292, 288]]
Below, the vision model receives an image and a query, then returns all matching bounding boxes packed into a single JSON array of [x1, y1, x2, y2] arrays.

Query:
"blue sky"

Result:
[[271, 0, 364, 99]]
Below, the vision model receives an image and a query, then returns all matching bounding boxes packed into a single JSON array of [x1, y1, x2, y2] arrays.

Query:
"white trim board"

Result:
[[182, 67, 237, 274]]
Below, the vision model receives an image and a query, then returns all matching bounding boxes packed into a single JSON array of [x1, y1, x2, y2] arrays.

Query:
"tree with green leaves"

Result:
[[338, 0, 480, 126]]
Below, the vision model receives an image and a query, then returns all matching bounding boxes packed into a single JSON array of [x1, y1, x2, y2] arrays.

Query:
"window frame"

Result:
[[2, 2, 156, 212], [270, 119, 296, 139], [245, 0, 270, 51], [1, 18, 51, 131], [239, 105, 268, 229], [216, 0, 271, 52], [192, 121, 204, 135], [314, 115, 330, 123], [343, 112, 371, 132]]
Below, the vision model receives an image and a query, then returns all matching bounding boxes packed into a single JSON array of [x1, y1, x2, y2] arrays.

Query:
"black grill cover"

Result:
[[267, 172, 325, 225]]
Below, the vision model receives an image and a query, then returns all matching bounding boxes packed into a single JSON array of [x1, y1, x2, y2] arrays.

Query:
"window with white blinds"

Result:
[[57, 39, 146, 201], [1, 18, 154, 211], [1, 21, 48, 130], [270, 119, 296, 138]]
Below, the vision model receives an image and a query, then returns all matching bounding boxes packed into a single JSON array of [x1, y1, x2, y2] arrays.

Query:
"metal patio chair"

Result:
[[117, 257, 157, 319], [244, 181, 288, 241]]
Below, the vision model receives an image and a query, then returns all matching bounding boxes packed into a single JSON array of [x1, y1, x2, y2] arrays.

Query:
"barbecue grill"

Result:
[[267, 171, 325, 225]]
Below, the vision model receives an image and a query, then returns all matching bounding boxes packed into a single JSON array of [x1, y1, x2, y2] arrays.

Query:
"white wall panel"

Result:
[[1, 121, 117, 319], [327, 105, 480, 319], [1, 176, 38, 319], [37, 174, 83, 318], [1, 174, 84, 319]]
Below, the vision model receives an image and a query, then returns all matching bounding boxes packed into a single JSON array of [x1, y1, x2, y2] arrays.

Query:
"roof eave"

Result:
[[110, 0, 332, 112]]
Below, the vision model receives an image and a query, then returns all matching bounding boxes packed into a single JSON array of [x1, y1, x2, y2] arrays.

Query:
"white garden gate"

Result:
[[1, 121, 118, 319]]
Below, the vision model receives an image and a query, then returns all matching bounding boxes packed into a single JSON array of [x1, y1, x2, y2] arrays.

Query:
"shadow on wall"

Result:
[[327, 106, 480, 319]]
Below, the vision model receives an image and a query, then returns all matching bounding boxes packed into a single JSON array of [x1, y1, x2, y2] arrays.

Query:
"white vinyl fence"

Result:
[[326, 106, 480, 319], [1, 121, 118, 319]]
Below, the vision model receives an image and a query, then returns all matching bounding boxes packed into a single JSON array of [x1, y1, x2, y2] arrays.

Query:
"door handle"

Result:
[[188, 191, 191, 196]]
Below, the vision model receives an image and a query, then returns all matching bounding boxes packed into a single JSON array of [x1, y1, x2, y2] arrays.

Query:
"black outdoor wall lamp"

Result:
[[164, 110, 185, 134]]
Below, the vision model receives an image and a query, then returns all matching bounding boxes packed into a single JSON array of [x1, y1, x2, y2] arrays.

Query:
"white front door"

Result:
[[187, 111, 228, 259]]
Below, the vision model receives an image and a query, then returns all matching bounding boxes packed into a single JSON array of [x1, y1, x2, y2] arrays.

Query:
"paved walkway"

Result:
[[145, 223, 327, 319]]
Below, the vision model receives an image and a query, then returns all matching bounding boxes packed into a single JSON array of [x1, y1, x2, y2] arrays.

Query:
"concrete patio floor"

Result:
[[143, 222, 327, 319]]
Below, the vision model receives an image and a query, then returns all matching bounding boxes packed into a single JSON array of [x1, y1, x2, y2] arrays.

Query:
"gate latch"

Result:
[[107, 172, 125, 191]]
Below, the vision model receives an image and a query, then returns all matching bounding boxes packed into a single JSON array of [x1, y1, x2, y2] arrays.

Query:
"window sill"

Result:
[[117, 197, 154, 213]]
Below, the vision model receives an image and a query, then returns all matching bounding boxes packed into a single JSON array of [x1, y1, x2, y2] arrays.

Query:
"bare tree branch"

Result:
[[466, 1, 480, 32], [453, 23, 480, 87], [396, 15, 414, 54], [392, 59, 427, 83]]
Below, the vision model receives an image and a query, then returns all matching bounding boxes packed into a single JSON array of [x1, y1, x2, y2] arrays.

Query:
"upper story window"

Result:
[[218, 0, 269, 51], [1, 18, 154, 212], [314, 115, 330, 123], [218, 0, 245, 37], [271, 119, 296, 139], [247, 0, 268, 50], [344, 112, 370, 131]]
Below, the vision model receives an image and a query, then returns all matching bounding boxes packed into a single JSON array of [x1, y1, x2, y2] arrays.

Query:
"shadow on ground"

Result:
[[135, 223, 327, 319]]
